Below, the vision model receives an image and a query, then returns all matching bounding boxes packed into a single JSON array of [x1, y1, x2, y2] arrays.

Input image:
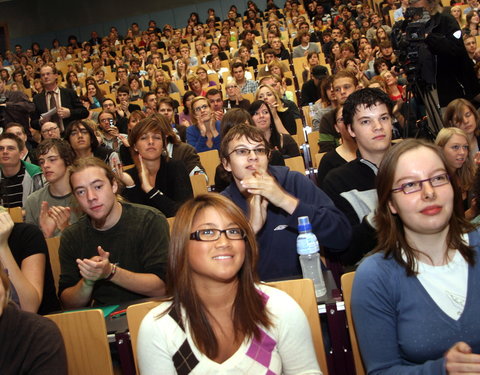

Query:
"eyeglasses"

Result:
[[193, 104, 209, 113], [229, 147, 268, 157], [41, 126, 59, 134], [391, 173, 450, 194], [190, 228, 246, 241]]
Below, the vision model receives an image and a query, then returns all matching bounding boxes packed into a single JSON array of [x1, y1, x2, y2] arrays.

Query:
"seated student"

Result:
[[137, 194, 322, 374], [224, 78, 251, 110], [40, 121, 61, 140], [158, 96, 187, 141], [65, 120, 120, 169], [59, 157, 169, 308], [0, 266, 67, 374], [255, 83, 297, 135], [214, 108, 286, 192], [119, 116, 193, 218], [187, 96, 221, 153], [97, 110, 128, 153], [0, 133, 44, 208], [148, 112, 205, 177], [319, 70, 359, 153], [220, 125, 351, 280], [322, 88, 393, 266], [25, 139, 81, 238], [118, 110, 146, 166], [4, 123, 37, 165], [352, 139, 480, 373], [0, 209, 59, 314], [435, 127, 476, 218], [317, 106, 357, 187], [249, 100, 300, 158]]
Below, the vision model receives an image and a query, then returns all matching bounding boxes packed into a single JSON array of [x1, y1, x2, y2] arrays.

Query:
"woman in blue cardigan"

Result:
[[187, 96, 221, 153], [352, 139, 480, 374]]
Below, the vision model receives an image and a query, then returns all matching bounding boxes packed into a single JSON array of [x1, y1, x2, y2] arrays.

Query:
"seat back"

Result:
[[341, 272, 365, 375], [46, 236, 61, 294], [285, 155, 307, 175], [8, 207, 23, 222], [127, 301, 162, 373], [267, 278, 329, 375], [198, 149, 221, 188], [307, 131, 320, 157], [46, 309, 114, 375], [189, 174, 208, 197]]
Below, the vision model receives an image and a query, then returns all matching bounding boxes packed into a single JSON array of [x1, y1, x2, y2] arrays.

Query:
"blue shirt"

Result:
[[186, 121, 221, 153]]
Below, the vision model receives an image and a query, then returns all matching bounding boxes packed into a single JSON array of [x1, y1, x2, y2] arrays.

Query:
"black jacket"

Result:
[[425, 12, 480, 106], [31, 87, 88, 130]]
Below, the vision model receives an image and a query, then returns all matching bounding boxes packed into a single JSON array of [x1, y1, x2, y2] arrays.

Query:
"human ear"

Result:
[[222, 157, 232, 172], [347, 124, 356, 139], [388, 199, 397, 214]]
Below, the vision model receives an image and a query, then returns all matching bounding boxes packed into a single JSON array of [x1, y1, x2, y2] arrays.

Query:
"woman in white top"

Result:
[[137, 194, 321, 375]]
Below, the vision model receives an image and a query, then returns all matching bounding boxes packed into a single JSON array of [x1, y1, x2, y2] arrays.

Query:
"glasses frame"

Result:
[[228, 147, 268, 157], [391, 173, 450, 194], [190, 228, 246, 241]]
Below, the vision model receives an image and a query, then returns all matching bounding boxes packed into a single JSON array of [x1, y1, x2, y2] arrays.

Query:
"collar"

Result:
[[47, 86, 60, 94]]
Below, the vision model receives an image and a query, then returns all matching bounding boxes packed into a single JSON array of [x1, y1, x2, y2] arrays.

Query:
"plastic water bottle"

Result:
[[297, 216, 326, 298]]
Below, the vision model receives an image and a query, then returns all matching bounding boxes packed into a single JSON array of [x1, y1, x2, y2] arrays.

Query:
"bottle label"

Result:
[[297, 235, 320, 255]]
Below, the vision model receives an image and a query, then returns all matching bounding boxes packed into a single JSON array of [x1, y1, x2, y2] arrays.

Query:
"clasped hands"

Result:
[[241, 168, 298, 233]]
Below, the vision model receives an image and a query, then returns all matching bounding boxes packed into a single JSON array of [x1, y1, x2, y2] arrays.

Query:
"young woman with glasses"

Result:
[[352, 139, 480, 373], [137, 193, 321, 374]]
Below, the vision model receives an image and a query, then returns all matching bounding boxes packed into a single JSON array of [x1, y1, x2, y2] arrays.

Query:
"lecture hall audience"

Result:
[[2, 1, 480, 371]]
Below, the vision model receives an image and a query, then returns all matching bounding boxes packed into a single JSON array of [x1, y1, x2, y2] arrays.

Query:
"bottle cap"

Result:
[[298, 216, 312, 232]]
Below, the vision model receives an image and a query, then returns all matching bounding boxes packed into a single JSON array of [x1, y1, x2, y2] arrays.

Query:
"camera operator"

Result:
[[409, 0, 480, 107], [0, 79, 35, 134]]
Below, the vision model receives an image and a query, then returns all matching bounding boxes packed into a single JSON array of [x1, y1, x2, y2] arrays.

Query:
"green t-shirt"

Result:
[[58, 202, 169, 306]]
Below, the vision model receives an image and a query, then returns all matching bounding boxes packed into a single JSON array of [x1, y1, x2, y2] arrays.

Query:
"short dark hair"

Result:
[[117, 85, 130, 95], [206, 88, 222, 98], [373, 58, 389, 75], [36, 139, 75, 166], [342, 87, 393, 128], [143, 91, 156, 103], [263, 48, 275, 56], [158, 96, 174, 108], [0, 132, 24, 151], [231, 61, 245, 72], [4, 122, 26, 135]]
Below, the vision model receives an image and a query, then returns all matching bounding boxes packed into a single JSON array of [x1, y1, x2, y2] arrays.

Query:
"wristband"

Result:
[[105, 263, 117, 281]]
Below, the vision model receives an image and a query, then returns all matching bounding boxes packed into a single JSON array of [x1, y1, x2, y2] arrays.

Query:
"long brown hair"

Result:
[[164, 194, 271, 358], [435, 127, 476, 192], [374, 139, 476, 276], [443, 98, 480, 137]]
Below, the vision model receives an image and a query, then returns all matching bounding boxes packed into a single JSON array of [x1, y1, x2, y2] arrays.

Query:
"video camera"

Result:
[[391, 7, 436, 85]]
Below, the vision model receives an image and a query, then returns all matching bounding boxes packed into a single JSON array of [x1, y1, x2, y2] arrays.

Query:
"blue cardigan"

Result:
[[222, 165, 351, 281], [186, 121, 221, 153], [351, 229, 480, 374]]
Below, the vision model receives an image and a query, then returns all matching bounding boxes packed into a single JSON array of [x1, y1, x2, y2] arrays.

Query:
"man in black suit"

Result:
[[31, 65, 88, 132]]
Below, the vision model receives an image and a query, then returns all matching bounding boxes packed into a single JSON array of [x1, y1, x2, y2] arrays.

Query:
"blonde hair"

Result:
[[255, 84, 287, 112]]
